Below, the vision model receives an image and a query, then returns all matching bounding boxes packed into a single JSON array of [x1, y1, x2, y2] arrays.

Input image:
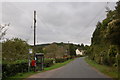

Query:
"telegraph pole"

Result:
[[34, 10, 36, 58], [33, 10, 36, 72]]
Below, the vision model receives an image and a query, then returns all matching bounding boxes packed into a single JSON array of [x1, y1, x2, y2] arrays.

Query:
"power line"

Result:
[[75, 2, 109, 38], [7, 3, 34, 43], [37, 13, 56, 32], [84, 2, 109, 28]]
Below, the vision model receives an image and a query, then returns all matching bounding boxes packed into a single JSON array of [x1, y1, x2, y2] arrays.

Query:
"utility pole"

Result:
[[33, 10, 36, 72], [34, 10, 36, 58]]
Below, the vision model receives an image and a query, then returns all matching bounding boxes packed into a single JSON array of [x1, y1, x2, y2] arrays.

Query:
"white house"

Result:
[[76, 49, 84, 55]]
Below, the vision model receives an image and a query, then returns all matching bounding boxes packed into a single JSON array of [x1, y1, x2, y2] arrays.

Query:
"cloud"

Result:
[[2, 2, 116, 45]]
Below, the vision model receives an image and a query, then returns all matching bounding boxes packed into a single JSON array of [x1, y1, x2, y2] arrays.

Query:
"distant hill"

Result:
[[30, 42, 89, 58]]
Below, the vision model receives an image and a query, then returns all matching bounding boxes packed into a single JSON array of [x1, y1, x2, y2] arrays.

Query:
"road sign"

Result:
[[29, 49, 33, 54]]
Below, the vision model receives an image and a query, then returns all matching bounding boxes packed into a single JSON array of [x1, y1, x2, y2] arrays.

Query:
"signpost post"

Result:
[[28, 49, 33, 72]]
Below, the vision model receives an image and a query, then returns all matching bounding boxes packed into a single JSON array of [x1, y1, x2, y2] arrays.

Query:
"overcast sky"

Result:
[[2, 2, 116, 45]]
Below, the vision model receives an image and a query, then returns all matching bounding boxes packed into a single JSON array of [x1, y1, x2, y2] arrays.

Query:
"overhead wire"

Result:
[[84, 2, 109, 28], [5, 2, 111, 44], [75, 2, 109, 38], [37, 13, 56, 33], [7, 3, 34, 43]]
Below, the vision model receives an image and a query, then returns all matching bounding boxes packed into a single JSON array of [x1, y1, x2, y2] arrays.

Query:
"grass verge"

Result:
[[3, 58, 74, 80], [44, 58, 74, 71], [85, 57, 118, 78]]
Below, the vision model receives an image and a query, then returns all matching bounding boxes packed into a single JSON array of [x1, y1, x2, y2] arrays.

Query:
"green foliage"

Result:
[[2, 38, 30, 61], [32, 42, 87, 58], [2, 61, 28, 79], [43, 43, 66, 58], [43, 59, 54, 67], [85, 58, 118, 78], [84, 45, 91, 55], [69, 44, 76, 56], [55, 58, 68, 63], [105, 1, 120, 46], [2, 58, 71, 79], [89, 1, 120, 67], [115, 1, 120, 19], [107, 45, 117, 66], [106, 19, 120, 45], [2, 38, 32, 79]]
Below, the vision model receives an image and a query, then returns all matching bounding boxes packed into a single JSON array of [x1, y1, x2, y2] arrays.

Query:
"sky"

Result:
[[1, 1, 117, 45]]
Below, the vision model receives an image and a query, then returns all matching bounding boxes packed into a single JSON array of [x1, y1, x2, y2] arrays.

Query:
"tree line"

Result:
[[2, 37, 89, 63], [87, 1, 120, 66]]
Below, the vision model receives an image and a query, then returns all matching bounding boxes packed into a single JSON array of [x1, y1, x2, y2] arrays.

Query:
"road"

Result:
[[28, 57, 111, 79]]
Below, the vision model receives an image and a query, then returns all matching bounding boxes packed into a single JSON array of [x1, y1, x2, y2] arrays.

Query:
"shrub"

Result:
[[55, 58, 67, 63], [2, 58, 69, 79], [2, 62, 28, 79], [44, 59, 54, 67]]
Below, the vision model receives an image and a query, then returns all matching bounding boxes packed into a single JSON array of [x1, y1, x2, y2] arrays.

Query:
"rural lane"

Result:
[[28, 57, 111, 79]]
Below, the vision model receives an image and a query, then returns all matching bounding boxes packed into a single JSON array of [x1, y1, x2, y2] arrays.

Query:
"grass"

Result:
[[44, 59, 74, 71], [85, 57, 118, 78], [4, 58, 74, 80]]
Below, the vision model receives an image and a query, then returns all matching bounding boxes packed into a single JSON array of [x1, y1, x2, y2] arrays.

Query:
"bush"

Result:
[[2, 62, 28, 79], [55, 58, 68, 63], [2, 58, 69, 79], [44, 59, 54, 67], [2, 38, 30, 62]]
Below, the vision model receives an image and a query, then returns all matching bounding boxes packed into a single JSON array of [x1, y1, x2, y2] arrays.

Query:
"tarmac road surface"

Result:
[[28, 57, 111, 79]]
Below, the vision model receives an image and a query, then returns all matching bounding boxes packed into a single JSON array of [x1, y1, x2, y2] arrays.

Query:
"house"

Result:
[[76, 49, 84, 55]]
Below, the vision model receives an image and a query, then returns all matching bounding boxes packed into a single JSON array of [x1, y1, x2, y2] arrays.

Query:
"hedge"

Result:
[[2, 59, 54, 79], [2, 58, 70, 79], [44, 59, 54, 67], [2, 62, 28, 79], [55, 58, 68, 63]]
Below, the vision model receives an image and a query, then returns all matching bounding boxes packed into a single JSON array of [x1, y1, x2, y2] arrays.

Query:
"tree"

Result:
[[43, 43, 68, 58], [80, 43, 85, 50], [69, 44, 76, 56], [0, 24, 9, 40], [106, 1, 120, 46], [106, 19, 120, 46], [106, 2, 120, 78], [43, 43, 58, 58], [90, 1, 120, 67], [2, 38, 30, 62], [107, 45, 117, 66], [115, 1, 120, 19]]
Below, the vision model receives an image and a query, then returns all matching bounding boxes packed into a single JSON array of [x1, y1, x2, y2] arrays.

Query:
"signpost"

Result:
[[28, 49, 33, 72], [29, 49, 33, 54]]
